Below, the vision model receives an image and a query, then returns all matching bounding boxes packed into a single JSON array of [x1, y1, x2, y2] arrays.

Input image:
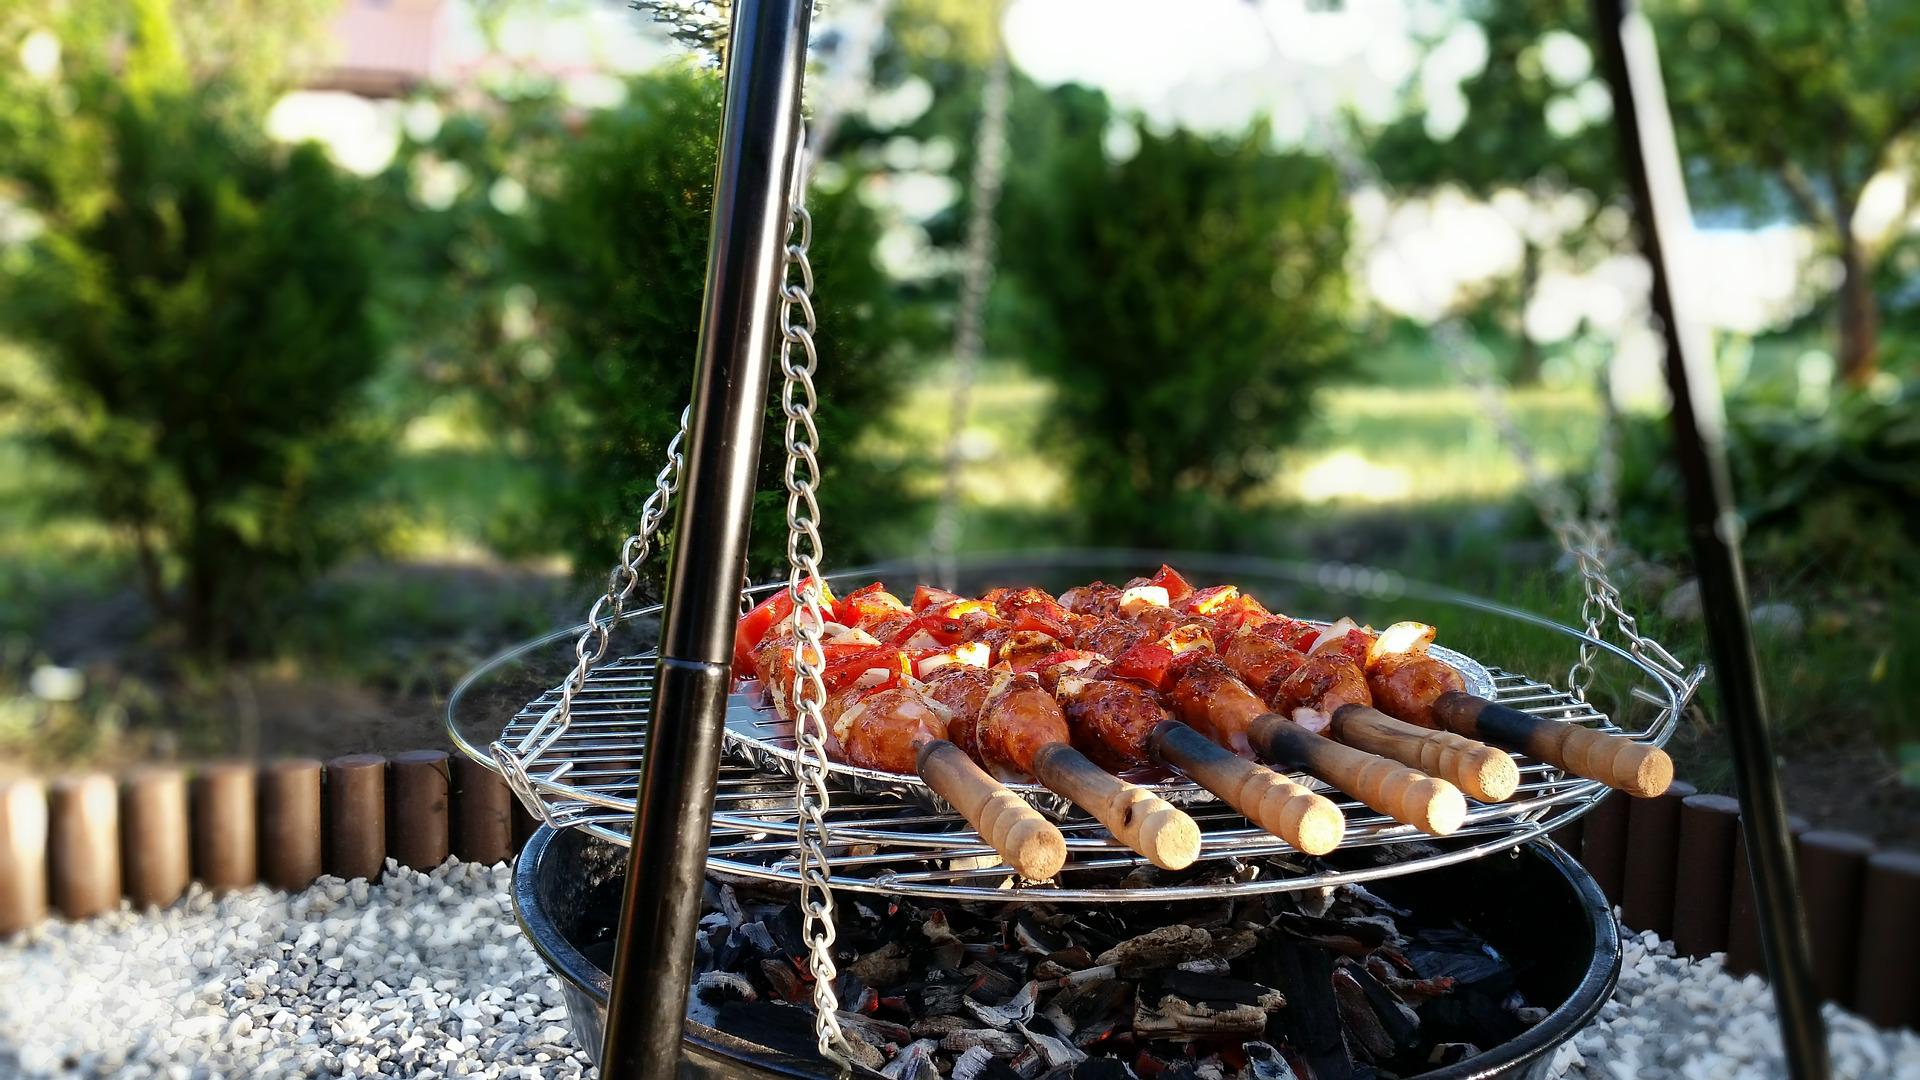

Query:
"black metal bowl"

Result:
[[514, 824, 1619, 1079]]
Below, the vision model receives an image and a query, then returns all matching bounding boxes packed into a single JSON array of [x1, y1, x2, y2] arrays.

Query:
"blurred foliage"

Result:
[[480, 67, 922, 589], [1614, 385, 1920, 590], [1000, 86, 1351, 547], [0, 0, 386, 657], [1655, 0, 1920, 386]]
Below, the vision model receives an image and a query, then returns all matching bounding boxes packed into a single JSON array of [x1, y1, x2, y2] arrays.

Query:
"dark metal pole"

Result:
[[1591, 3, 1829, 1076], [600, 0, 812, 1075]]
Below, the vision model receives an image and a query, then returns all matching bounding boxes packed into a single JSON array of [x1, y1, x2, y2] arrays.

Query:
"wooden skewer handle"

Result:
[[1029, 743, 1202, 870], [917, 740, 1067, 880], [1148, 721, 1345, 855], [1247, 714, 1466, 836], [1329, 705, 1520, 804], [1430, 692, 1673, 798]]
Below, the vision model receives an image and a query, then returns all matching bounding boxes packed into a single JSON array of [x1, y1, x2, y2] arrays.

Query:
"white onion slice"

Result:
[[1118, 585, 1171, 613]]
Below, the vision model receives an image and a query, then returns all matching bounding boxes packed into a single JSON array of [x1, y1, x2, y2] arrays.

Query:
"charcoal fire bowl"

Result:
[[513, 825, 1619, 1079]]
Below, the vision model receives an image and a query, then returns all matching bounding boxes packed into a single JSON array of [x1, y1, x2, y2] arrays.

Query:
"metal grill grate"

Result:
[[488, 655, 1675, 902]]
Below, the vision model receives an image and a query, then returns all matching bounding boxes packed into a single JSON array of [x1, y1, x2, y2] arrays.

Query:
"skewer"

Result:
[[1146, 720, 1345, 855], [1163, 652, 1466, 836], [1429, 691, 1673, 798], [914, 739, 1066, 880], [811, 678, 1069, 881], [925, 666, 1201, 870], [1041, 659, 1344, 855], [1326, 705, 1519, 804], [1364, 621, 1673, 798]]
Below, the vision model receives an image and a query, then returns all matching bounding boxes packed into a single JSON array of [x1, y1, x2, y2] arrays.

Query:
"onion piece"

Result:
[[1367, 621, 1437, 667], [1308, 617, 1358, 655], [1118, 585, 1171, 614]]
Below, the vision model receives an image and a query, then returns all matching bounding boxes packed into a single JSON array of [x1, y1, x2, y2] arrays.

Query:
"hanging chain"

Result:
[[491, 409, 690, 809], [778, 170, 856, 1070], [930, 46, 1011, 589], [1449, 334, 1694, 699]]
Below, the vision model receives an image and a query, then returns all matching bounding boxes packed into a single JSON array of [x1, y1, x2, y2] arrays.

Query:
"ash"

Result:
[[692, 880, 1539, 1079]]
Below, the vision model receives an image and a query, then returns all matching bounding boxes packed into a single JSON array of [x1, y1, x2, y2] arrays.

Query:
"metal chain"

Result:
[[930, 45, 1011, 589], [491, 409, 690, 810], [1450, 337, 1694, 699], [778, 173, 855, 1070]]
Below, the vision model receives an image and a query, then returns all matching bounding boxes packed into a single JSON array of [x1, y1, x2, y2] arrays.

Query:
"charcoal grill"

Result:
[[451, 553, 1693, 906], [447, 0, 1830, 1075]]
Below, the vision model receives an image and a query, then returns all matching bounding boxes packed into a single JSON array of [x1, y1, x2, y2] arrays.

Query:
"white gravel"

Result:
[[4, 863, 1918, 1079], [0, 861, 593, 1078], [1548, 928, 1920, 1080]]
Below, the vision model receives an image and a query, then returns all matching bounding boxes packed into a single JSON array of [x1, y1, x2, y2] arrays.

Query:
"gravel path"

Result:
[[3, 861, 1918, 1079]]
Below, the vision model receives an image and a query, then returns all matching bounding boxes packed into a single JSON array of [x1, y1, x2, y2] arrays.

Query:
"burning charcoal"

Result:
[[942, 1027, 1028, 1056], [910, 1015, 971, 1040], [716, 1001, 883, 1070], [1010, 1046, 1046, 1080], [1132, 971, 1284, 1041], [1070, 1058, 1138, 1080], [1017, 1017, 1088, 1069], [1211, 928, 1260, 963], [922, 910, 968, 970], [837, 1010, 913, 1050], [1271, 913, 1386, 957], [1096, 926, 1212, 976], [1051, 979, 1132, 1046], [883, 1038, 942, 1080], [738, 921, 780, 957], [1331, 962, 1419, 1064], [694, 970, 757, 1005], [1361, 954, 1453, 1006], [1341, 959, 1419, 1042], [1175, 958, 1230, 976], [769, 906, 810, 957], [1336, 882, 1410, 917], [965, 962, 1021, 1003], [953, 1045, 1026, 1080], [760, 957, 807, 1003], [1034, 946, 1096, 981], [1016, 912, 1074, 956], [913, 980, 970, 1016], [966, 980, 1040, 1030], [718, 884, 747, 928], [1242, 1043, 1299, 1080], [851, 943, 912, 988], [1426, 1042, 1481, 1067], [1263, 938, 1358, 1080]]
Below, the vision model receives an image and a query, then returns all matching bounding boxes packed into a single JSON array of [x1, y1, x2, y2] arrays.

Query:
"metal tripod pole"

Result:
[[598, 0, 813, 1075], [1591, 2, 1829, 1076]]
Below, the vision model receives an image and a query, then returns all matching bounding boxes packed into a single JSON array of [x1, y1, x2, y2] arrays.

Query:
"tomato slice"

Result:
[[912, 585, 963, 612], [735, 591, 794, 672], [821, 645, 911, 694], [1148, 565, 1196, 602], [734, 579, 837, 672], [834, 582, 910, 630]]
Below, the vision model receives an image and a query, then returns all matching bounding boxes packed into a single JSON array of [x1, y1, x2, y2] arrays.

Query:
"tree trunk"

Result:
[[1513, 240, 1542, 386], [1836, 235, 1879, 386]]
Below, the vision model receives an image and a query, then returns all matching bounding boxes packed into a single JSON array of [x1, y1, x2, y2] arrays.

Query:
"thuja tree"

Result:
[[0, 0, 385, 656], [1000, 86, 1352, 546], [521, 66, 920, 588]]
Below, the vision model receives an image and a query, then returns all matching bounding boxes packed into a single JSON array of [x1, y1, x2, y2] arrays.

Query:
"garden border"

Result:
[[3, 756, 1916, 1032]]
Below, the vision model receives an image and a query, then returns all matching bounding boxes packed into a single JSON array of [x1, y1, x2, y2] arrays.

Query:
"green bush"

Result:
[[516, 67, 919, 590], [998, 87, 1352, 546], [0, 21, 385, 656], [1614, 384, 1920, 590]]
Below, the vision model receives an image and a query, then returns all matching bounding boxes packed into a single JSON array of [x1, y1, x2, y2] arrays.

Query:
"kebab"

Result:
[[920, 663, 1202, 870], [736, 587, 1068, 880], [1159, 649, 1467, 836], [1362, 621, 1674, 798], [1215, 614, 1520, 804], [1073, 569, 1518, 805], [940, 589, 1347, 855]]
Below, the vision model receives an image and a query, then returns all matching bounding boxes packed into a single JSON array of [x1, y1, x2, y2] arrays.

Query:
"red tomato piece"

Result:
[[911, 585, 963, 612], [1110, 643, 1176, 689], [1179, 585, 1239, 617], [1148, 565, 1196, 602], [834, 582, 909, 630], [734, 591, 794, 671], [821, 645, 911, 695]]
